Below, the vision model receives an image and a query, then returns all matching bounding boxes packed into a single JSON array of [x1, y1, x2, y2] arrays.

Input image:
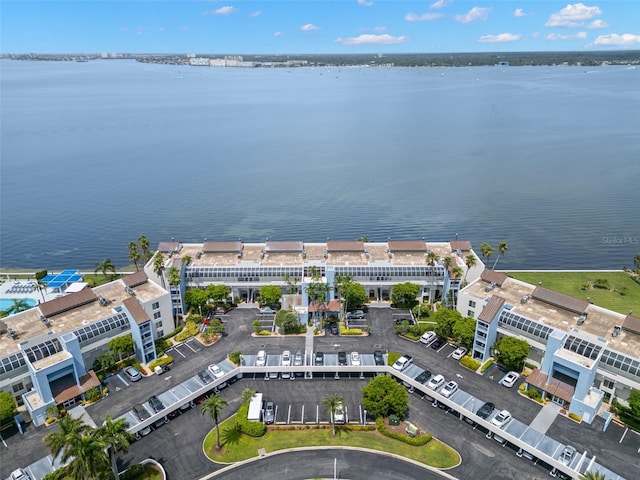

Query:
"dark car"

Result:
[[133, 404, 151, 422], [315, 351, 324, 366], [328, 322, 339, 335], [415, 370, 432, 384], [431, 336, 446, 350], [198, 370, 213, 384], [373, 350, 385, 366], [148, 395, 164, 413], [338, 351, 347, 365], [477, 402, 496, 419]]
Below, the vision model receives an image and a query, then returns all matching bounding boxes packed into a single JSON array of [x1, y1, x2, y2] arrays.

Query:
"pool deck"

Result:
[[0, 278, 58, 307]]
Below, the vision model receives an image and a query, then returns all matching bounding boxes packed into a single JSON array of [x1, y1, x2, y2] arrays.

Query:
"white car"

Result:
[[10, 469, 31, 480], [260, 306, 277, 314], [500, 371, 520, 388], [208, 363, 225, 379], [392, 355, 413, 371], [350, 352, 361, 366], [333, 402, 346, 424], [427, 374, 445, 390], [490, 410, 512, 428], [440, 380, 458, 398], [451, 347, 467, 360], [281, 350, 291, 367], [420, 331, 437, 344], [255, 350, 267, 367]]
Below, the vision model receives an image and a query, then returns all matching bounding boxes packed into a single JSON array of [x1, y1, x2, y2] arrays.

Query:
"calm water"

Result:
[[1, 60, 639, 270]]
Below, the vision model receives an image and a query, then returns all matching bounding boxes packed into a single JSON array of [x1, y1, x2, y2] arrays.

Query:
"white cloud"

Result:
[[545, 3, 602, 28], [514, 8, 532, 17], [593, 33, 640, 46], [249, 11, 261, 17], [335, 34, 408, 45], [357, 0, 374, 6], [588, 19, 609, 29], [300, 23, 320, 31], [546, 31, 588, 40], [274, 31, 282, 37], [430, 0, 451, 9], [204, 6, 236, 16], [405, 12, 444, 22], [454, 7, 491, 24], [478, 33, 522, 43]]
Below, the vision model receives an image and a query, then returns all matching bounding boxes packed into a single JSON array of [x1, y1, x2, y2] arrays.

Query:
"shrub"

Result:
[[480, 359, 494, 373], [235, 403, 267, 437], [340, 326, 363, 335], [228, 351, 242, 365], [459, 356, 481, 371], [85, 387, 102, 403], [175, 321, 199, 342], [387, 352, 401, 366], [163, 324, 183, 339], [375, 417, 432, 446], [148, 356, 174, 371], [525, 388, 542, 402], [568, 412, 582, 422], [257, 330, 272, 336], [524, 361, 537, 370]]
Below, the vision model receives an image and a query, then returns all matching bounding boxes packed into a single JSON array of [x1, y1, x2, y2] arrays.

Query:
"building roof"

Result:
[[123, 297, 150, 325], [478, 296, 505, 324], [157, 242, 181, 253], [532, 286, 589, 315], [52, 370, 101, 404], [122, 271, 148, 288], [265, 241, 304, 252], [449, 240, 472, 252], [622, 314, 640, 335], [39, 288, 97, 318], [308, 299, 341, 313], [326, 241, 364, 252], [480, 269, 508, 287], [526, 369, 575, 403], [203, 241, 243, 253], [388, 240, 427, 252]]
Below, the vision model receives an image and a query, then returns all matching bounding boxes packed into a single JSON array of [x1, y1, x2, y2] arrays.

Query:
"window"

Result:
[[152, 302, 160, 310], [157, 330, 164, 338], [153, 311, 162, 319], [468, 300, 476, 308], [602, 379, 615, 390], [467, 310, 475, 318], [12, 382, 24, 393]]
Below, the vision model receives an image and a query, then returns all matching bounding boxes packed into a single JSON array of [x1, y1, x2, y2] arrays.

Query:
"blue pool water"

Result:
[[0, 298, 37, 312]]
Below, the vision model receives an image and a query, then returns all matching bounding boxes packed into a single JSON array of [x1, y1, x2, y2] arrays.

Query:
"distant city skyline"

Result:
[[2, 1, 640, 54]]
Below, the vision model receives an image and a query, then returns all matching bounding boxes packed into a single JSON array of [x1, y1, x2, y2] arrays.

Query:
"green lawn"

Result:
[[203, 421, 460, 468], [507, 271, 640, 315]]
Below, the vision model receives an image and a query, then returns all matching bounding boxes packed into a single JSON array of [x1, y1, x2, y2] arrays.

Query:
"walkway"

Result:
[[528, 402, 562, 434]]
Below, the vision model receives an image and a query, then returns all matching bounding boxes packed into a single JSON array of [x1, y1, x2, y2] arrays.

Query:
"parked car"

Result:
[[392, 355, 413, 371], [558, 445, 576, 466], [415, 370, 432, 384], [420, 331, 437, 344], [346, 310, 364, 319], [133, 403, 151, 421], [293, 351, 303, 366], [451, 347, 467, 360], [427, 374, 445, 390], [350, 352, 361, 366], [338, 351, 347, 366], [333, 402, 346, 424], [148, 395, 164, 413], [500, 371, 520, 388], [197, 370, 213, 384], [281, 350, 291, 367], [124, 366, 142, 382], [490, 410, 512, 428], [476, 402, 496, 419], [315, 351, 324, 366], [259, 306, 277, 314], [431, 337, 446, 350], [10, 469, 31, 480], [208, 363, 225, 379], [264, 401, 275, 424], [373, 350, 385, 366], [255, 350, 267, 367], [440, 381, 458, 398]]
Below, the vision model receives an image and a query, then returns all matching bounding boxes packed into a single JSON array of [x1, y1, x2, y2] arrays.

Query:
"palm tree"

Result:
[[358, 236, 369, 242], [96, 415, 134, 480], [182, 254, 192, 266], [480, 243, 494, 263], [426, 251, 440, 266], [450, 266, 464, 309], [201, 394, 228, 450], [321, 393, 344, 437], [128, 242, 141, 271], [492, 241, 508, 269], [153, 252, 166, 288], [43, 414, 88, 461], [221, 423, 243, 447], [138, 235, 151, 262], [94, 258, 116, 280], [240, 388, 256, 405], [442, 256, 452, 271], [580, 471, 606, 480], [63, 432, 110, 480], [9, 299, 31, 314], [167, 266, 181, 288], [464, 254, 477, 282]]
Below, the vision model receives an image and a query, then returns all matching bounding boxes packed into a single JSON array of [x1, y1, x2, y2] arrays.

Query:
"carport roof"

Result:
[[526, 369, 575, 402], [308, 300, 341, 312], [53, 370, 101, 404]]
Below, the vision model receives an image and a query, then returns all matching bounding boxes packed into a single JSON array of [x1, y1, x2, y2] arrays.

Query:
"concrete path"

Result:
[[529, 402, 562, 434]]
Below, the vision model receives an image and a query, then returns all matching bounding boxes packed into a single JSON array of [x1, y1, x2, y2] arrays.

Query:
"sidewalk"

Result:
[[528, 402, 562, 434]]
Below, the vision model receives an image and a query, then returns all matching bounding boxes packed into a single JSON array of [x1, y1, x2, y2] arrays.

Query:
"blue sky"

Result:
[[2, 1, 639, 53]]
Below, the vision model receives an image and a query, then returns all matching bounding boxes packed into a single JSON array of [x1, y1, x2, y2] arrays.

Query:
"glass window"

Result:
[[152, 302, 160, 310]]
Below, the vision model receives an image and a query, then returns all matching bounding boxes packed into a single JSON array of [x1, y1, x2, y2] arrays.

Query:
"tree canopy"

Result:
[[342, 282, 368, 308], [184, 288, 209, 312], [258, 285, 282, 307], [206, 284, 232, 304], [628, 388, 640, 419], [390, 282, 420, 308], [108, 334, 134, 361], [362, 374, 409, 419], [433, 308, 463, 338], [274, 310, 301, 334], [452, 316, 476, 349], [494, 336, 530, 372], [0, 391, 17, 425]]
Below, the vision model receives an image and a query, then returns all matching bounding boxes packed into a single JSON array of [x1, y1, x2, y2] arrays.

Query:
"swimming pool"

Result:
[[0, 298, 37, 313]]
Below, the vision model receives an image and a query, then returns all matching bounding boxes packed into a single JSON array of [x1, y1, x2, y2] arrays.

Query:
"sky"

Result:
[[1, 1, 639, 54]]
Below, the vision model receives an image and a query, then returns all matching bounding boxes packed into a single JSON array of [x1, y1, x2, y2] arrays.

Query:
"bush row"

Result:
[[235, 403, 267, 437], [340, 326, 364, 335], [480, 359, 494, 373], [568, 412, 582, 422], [375, 417, 432, 446], [175, 321, 199, 342], [148, 356, 173, 371], [459, 356, 481, 371]]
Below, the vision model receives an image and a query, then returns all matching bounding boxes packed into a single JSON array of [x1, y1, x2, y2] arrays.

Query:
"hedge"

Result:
[[459, 356, 481, 371], [148, 356, 174, 371], [340, 326, 364, 335], [568, 412, 582, 422], [480, 359, 494, 373], [175, 321, 199, 342], [376, 417, 432, 446], [235, 403, 267, 437]]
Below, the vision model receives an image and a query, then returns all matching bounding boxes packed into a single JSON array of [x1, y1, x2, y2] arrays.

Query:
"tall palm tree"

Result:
[[182, 254, 192, 266], [94, 258, 116, 280], [128, 242, 140, 271], [442, 256, 452, 271], [426, 251, 440, 266], [480, 243, 494, 263], [9, 299, 31, 314], [153, 252, 166, 288], [43, 414, 88, 461], [138, 235, 151, 262], [240, 388, 256, 405], [464, 254, 477, 282], [63, 432, 110, 480], [201, 394, 228, 450], [167, 266, 181, 288], [580, 471, 606, 480], [492, 241, 508, 269], [321, 393, 344, 437], [97, 415, 134, 480], [450, 266, 464, 309]]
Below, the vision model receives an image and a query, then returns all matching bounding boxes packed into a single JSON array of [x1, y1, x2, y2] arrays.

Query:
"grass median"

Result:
[[203, 420, 460, 468]]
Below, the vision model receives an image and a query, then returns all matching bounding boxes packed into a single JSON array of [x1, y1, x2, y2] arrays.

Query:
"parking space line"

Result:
[[117, 373, 129, 387], [169, 346, 186, 358], [619, 427, 628, 443], [184, 340, 197, 353]]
